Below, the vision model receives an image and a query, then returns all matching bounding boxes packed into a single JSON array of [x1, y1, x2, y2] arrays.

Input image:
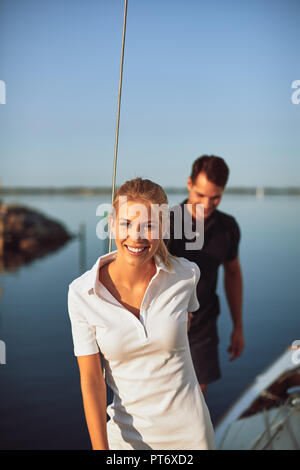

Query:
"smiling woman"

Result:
[[67, 177, 216, 450], [110, 177, 171, 267]]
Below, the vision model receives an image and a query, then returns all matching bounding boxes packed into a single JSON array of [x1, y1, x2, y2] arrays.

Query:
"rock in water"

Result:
[[0, 203, 74, 270]]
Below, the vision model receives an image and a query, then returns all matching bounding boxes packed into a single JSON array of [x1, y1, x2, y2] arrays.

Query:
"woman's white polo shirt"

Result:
[[67, 250, 216, 450]]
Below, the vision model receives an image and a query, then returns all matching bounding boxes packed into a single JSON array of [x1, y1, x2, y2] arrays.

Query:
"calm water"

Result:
[[0, 193, 299, 449]]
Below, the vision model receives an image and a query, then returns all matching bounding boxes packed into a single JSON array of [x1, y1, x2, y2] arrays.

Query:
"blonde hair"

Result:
[[112, 177, 175, 271]]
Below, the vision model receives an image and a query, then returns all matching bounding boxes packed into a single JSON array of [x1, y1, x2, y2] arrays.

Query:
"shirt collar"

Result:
[[78, 249, 172, 294]]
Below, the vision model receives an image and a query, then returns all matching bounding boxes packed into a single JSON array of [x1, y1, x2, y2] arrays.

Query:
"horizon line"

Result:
[[0, 185, 300, 196]]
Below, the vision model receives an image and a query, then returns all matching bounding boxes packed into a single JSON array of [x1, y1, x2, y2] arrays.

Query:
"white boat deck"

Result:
[[215, 346, 300, 449], [217, 398, 300, 450]]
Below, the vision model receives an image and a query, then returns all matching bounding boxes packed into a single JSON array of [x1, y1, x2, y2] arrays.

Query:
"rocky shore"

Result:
[[0, 202, 74, 271]]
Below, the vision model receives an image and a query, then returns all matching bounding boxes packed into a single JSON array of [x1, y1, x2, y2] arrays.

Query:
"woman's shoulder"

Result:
[[170, 256, 200, 282]]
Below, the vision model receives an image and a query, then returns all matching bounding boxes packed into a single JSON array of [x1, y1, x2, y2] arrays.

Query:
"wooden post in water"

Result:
[[78, 221, 87, 275]]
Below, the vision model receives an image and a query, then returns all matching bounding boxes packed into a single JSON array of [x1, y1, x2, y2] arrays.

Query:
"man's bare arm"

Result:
[[223, 256, 245, 361], [187, 312, 194, 332]]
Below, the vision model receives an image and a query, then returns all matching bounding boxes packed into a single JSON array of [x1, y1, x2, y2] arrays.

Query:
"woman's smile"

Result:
[[124, 244, 149, 256]]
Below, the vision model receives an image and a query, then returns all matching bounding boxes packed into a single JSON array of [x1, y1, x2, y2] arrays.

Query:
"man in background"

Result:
[[167, 155, 245, 397]]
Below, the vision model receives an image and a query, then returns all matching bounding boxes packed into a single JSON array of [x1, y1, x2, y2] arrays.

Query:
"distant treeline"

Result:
[[0, 186, 300, 196]]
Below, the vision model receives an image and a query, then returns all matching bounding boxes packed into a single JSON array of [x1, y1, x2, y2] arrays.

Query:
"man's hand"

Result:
[[228, 326, 245, 361]]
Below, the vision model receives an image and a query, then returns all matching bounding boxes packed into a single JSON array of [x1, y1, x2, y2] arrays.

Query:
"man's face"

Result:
[[187, 172, 224, 220]]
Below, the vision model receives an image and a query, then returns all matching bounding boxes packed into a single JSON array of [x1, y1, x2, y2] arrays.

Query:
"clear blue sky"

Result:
[[0, 0, 299, 188]]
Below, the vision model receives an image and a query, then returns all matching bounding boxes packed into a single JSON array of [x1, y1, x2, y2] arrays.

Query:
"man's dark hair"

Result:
[[190, 155, 229, 188]]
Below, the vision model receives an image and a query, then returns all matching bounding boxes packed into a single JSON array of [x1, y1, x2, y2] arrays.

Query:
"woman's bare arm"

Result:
[[77, 353, 109, 450]]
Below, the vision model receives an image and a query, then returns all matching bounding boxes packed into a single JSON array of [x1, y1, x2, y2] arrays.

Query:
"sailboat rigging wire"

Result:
[[109, 0, 128, 253]]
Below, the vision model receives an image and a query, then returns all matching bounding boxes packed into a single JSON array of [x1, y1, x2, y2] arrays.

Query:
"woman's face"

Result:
[[111, 199, 162, 268]]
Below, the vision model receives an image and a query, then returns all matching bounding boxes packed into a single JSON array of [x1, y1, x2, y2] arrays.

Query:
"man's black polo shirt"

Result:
[[167, 199, 241, 338]]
